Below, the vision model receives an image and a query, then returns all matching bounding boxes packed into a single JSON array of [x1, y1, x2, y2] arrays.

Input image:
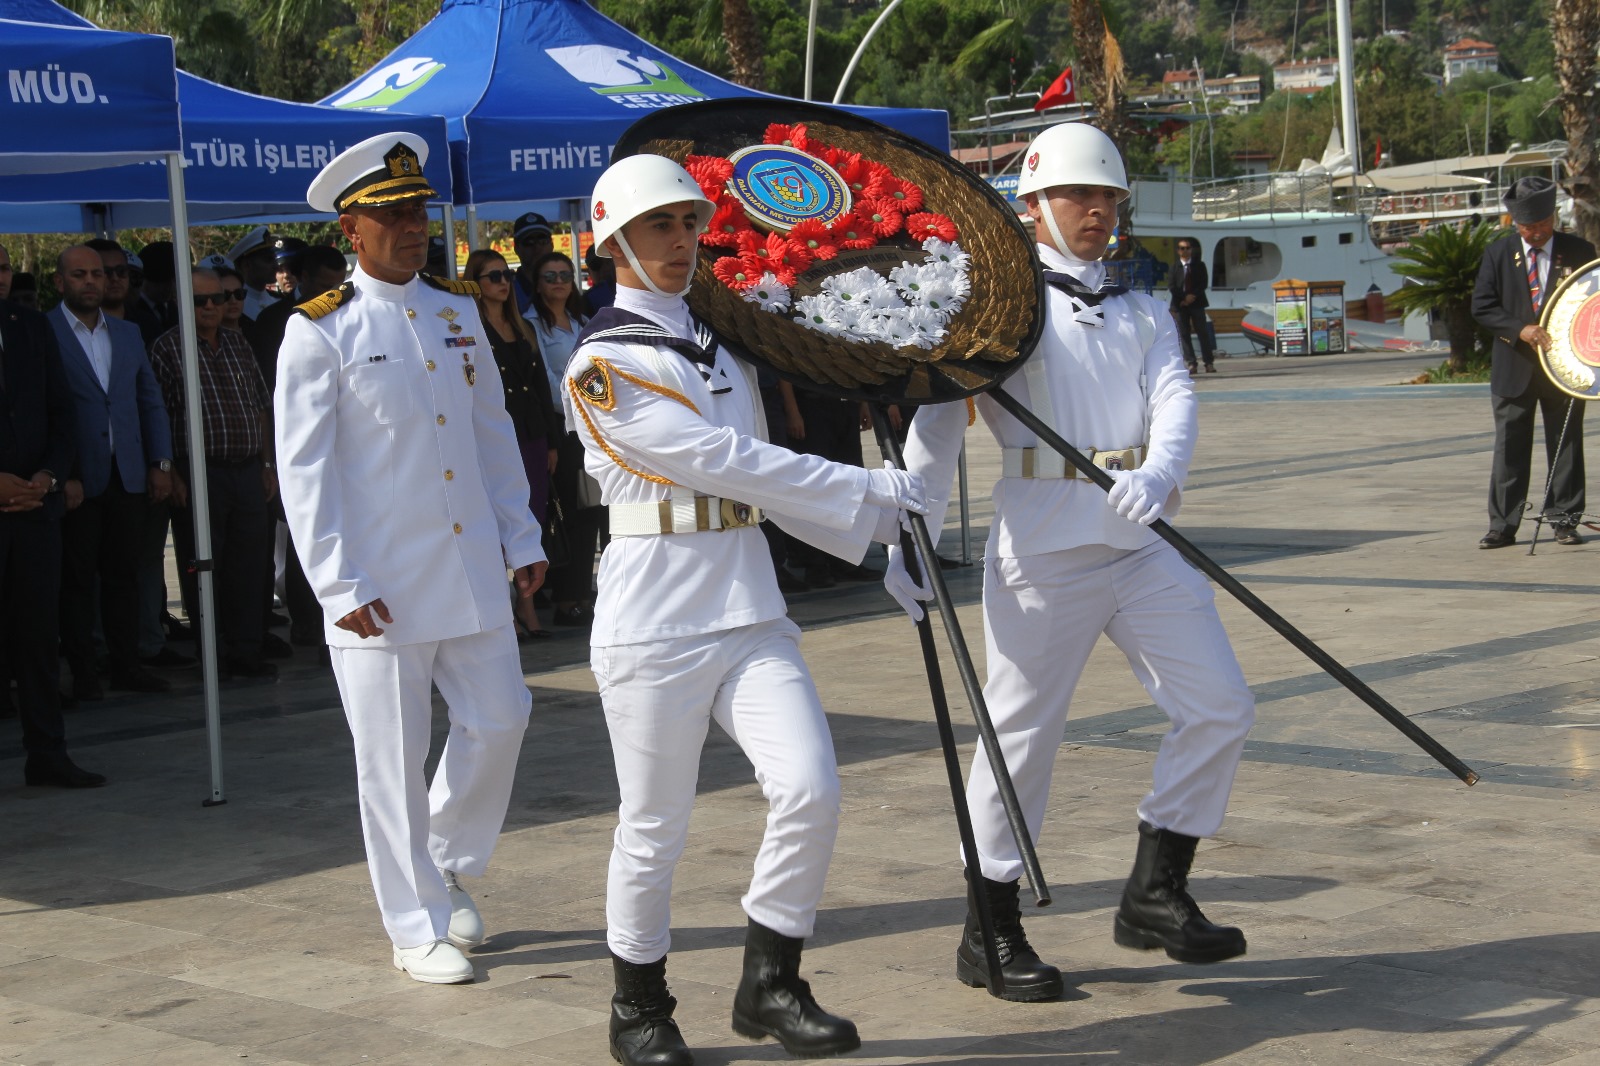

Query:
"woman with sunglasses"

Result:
[[522, 252, 599, 628], [465, 249, 561, 640]]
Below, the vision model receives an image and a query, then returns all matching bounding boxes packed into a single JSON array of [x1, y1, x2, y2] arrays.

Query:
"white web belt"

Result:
[[1001, 445, 1145, 479]]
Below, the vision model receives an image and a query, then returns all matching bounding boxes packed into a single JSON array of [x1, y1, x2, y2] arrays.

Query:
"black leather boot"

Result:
[[731, 919, 860, 1058], [1113, 820, 1246, 964], [954, 869, 1063, 1001], [609, 953, 693, 1066]]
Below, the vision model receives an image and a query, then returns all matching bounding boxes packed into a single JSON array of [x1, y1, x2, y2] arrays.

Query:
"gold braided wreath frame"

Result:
[[613, 99, 1046, 405], [1538, 257, 1600, 401]]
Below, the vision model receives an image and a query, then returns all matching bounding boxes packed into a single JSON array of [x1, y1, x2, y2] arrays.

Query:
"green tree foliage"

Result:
[[1386, 221, 1500, 370]]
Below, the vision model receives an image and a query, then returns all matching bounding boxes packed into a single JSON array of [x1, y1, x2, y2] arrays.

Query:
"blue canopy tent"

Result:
[[0, 17, 239, 803], [0, 0, 455, 231], [322, 0, 950, 237]]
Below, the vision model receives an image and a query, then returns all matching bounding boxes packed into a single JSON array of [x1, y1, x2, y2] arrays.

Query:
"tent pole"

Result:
[[167, 151, 226, 807], [441, 203, 458, 279], [466, 205, 480, 254]]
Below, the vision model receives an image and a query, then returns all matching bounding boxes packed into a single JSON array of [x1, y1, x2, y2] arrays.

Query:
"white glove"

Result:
[[883, 544, 933, 623], [865, 460, 929, 515], [1105, 467, 1175, 526]]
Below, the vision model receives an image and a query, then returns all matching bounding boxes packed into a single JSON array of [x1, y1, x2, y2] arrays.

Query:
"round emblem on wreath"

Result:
[[726, 145, 852, 232], [1571, 292, 1600, 368]]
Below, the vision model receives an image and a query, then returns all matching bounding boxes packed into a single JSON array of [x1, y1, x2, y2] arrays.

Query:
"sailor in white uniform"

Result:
[[276, 133, 547, 985], [885, 123, 1256, 1001], [565, 155, 926, 1066]]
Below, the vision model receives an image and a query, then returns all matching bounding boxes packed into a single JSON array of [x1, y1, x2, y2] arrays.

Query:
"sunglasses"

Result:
[[103, 265, 130, 278], [540, 269, 574, 283], [195, 290, 245, 307], [475, 269, 512, 284], [1177, 245, 1192, 251]]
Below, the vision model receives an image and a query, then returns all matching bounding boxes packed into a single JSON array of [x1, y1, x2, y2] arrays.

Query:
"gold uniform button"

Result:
[[426, 360, 436, 371], [436, 414, 446, 425], [444, 469, 454, 481], [406, 308, 416, 319], [453, 523, 463, 534]]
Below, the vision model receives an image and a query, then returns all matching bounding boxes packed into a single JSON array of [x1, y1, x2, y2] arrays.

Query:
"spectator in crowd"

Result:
[[466, 248, 560, 640], [214, 265, 250, 335], [272, 237, 307, 296], [0, 242, 11, 301], [8, 273, 37, 311], [125, 240, 182, 347], [123, 251, 144, 304], [227, 226, 280, 321], [583, 243, 616, 315], [426, 235, 450, 278], [509, 212, 554, 315], [85, 239, 133, 322], [1169, 237, 1216, 374], [48, 245, 176, 699], [523, 250, 598, 627], [2, 293, 105, 788], [246, 245, 349, 649], [149, 269, 277, 679]]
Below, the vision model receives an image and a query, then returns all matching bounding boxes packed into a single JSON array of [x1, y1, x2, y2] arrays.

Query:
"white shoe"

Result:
[[441, 869, 485, 948], [392, 939, 475, 984]]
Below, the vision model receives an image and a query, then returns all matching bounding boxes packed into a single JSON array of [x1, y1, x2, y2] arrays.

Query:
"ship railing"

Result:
[[1187, 172, 1345, 219]]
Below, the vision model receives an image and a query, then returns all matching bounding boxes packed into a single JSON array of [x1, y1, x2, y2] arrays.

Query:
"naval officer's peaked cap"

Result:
[[308, 132, 437, 215]]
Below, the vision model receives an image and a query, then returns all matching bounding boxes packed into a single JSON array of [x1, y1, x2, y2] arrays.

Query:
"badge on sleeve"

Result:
[[575, 362, 615, 410]]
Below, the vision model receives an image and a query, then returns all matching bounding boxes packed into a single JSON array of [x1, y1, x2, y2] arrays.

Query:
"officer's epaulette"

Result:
[[293, 281, 354, 321], [420, 273, 480, 297]]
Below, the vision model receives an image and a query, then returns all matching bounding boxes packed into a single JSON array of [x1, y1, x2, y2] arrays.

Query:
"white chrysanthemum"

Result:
[[792, 294, 848, 335], [858, 275, 903, 310], [888, 262, 933, 295], [904, 304, 946, 337], [740, 273, 791, 313], [926, 292, 966, 315], [922, 238, 971, 270]]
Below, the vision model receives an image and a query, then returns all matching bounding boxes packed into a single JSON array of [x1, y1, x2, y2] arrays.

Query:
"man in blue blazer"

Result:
[[48, 245, 176, 698], [1471, 177, 1597, 549]]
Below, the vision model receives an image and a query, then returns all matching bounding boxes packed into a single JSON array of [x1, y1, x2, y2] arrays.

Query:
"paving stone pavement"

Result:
[[6, 349, 1600, 1065]]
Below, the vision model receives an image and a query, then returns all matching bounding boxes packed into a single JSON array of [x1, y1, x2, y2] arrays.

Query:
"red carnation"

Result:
[[701, 200, 753, 248], [685, 154, 734, 199], [830, 211, 879, 250], [838, 156, 892, 197], [713, 255, 762, 291], [787, 219, 839, 261], [763, 122, 811, 152], [877, 175, 925, 213], [905, 211, 958, 242], [857, 197, 904, 238], [743, 231, 814, 282]]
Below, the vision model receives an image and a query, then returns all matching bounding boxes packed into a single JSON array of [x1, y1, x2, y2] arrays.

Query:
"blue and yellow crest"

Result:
[[726, 145, 851, 233]]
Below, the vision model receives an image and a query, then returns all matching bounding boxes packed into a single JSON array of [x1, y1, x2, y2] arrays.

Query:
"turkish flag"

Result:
[[1034, 66, 1076, 112]]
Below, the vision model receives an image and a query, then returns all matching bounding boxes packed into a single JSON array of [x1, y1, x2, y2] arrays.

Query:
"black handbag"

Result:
[[541, 497, 572, 569]]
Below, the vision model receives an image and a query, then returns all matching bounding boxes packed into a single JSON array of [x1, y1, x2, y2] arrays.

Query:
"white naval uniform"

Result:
[[563, 286, 893, 965], [902, 243, 1255, 882], [276, 265, 546, 949]]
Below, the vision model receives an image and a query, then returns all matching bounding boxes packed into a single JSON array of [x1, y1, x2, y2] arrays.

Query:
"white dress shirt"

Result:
[[69, 307, 114, 446]]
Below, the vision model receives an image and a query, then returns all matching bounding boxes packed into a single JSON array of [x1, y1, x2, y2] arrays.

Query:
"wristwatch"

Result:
[[152, 459, 173, 473], [39, 470, 58, 492]]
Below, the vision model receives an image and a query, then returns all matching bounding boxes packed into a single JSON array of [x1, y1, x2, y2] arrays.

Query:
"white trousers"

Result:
[[330, 624, 531, 949], [970, 542, 1255, 882], [593, 617, 842, 965]]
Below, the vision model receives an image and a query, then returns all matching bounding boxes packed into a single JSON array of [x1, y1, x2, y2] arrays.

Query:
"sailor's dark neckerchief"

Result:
[[1042, 269, 1129, 328], [574, 306, 719, 367]]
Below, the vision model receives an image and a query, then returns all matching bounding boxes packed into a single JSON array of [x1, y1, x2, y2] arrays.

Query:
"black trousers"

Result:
[[550, 431, 605, 607], [2, 510, 67, 757], [1489, 381, 1586, 534], [787, 395, 864, 572], [1173, 304, 1216, 368], [172, 458, 269, 665], [60, 462, 148, 679]]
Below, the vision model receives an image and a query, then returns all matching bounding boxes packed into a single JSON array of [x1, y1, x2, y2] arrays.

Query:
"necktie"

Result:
[[1042, 270, 1129, 327], [1528, 248, 1543, 314]]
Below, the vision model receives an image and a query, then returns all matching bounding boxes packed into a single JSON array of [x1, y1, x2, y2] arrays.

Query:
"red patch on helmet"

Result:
[[593, 201, 606, 220], [1027, 152, 1040, 171]]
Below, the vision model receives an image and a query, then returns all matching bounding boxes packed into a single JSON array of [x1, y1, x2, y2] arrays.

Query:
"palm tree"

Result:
[[721, 0, 765, 89], [1386, 222, 1501, 373], [1552, 0, 1599, 247]]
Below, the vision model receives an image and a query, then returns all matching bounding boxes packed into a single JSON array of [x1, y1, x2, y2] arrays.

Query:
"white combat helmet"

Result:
[[589, 154, 716, 297], [1015, 122, 1130, 201]]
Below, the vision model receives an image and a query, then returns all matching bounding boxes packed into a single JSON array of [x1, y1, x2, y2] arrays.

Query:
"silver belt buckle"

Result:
[[719, 499, 756, 529]]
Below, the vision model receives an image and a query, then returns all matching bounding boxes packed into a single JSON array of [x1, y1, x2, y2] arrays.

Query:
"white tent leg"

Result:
[[441, 203, 458, 279], [167, 151, 225, 807]]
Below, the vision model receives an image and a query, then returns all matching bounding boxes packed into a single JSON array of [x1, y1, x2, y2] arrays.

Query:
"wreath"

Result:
[[686, 122, 971, 351]]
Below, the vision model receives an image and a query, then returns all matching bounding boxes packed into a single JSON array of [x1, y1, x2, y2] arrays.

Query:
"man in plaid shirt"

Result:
[[149, 269, 276, 679]]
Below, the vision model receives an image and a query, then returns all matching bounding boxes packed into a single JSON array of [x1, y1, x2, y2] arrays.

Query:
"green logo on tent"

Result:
[[330, 58, 445, 110], [590, 62, 701, 100], [544, 46, 707, 109]]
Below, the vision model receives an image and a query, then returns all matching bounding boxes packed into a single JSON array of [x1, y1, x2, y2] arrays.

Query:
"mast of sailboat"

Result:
[[1335, 0, 1361, 174]]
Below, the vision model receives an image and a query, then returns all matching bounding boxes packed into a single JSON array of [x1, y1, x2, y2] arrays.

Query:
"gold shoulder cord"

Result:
[[607, 362, 701, 416], [567, 366, 676, 487]]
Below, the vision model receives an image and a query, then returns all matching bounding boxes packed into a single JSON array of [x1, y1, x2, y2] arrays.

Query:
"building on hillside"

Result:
[[1443, 39, 1499, 84], [1204, 74, 1263, 111], [1273, 57, 1338, 91], [1163, 69, 1202, 96]]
